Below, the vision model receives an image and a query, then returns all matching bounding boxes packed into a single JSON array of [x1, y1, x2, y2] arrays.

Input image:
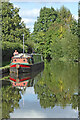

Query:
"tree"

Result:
[[30, 6, 78, 61], [2, 2, 30, 43], [2, 1, 30, 61], [33, 7, 57, 32]]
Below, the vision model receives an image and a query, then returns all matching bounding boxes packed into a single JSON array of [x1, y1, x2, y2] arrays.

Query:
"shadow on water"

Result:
[[1, 60, 80, 119]]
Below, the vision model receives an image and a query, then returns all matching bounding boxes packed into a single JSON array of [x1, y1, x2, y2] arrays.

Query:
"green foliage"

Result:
[[60, 31, 78, 61], [34, 7, 57, 32], [30, 6, 78, 61], [49, 23, 78, 61], [78, 2, 80, 61], [2, 2, 30, 43]]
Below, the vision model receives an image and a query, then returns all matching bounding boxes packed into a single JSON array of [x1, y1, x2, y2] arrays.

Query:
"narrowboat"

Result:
[[10, 64, 44, 82], [10, 50, 44, 73], [10, 34, 44, 73]]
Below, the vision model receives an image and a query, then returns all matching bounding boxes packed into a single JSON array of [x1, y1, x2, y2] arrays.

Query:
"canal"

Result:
[[1, 60, 79, 119]]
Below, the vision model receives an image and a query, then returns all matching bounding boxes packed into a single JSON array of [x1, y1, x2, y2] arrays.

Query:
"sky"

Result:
[[10, 0, 79, 33]]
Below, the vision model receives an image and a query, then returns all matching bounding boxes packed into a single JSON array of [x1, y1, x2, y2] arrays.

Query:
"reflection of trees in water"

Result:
[[2, 85, 22, 119], [0, 88, 2, 120], [34, 61, 78, 110], [78, 94, 80, 119], [78, 62, 80, 119], [2, 77, 35, 119]]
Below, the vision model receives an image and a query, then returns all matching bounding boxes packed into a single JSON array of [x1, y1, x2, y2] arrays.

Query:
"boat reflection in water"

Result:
[[10, 66, 44, 88], [10, 73, 32, 88]]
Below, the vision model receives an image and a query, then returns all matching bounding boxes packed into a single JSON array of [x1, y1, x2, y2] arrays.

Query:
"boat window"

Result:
[[14, 59, 16, 62], [23, 60, 25, 62]]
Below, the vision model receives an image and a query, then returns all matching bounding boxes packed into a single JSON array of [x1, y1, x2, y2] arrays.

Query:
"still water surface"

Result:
[[2, 61, 79, 118]]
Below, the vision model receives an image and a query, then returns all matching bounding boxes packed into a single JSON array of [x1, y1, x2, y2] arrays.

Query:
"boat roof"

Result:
[[13, 53, 31, 58], [12, 53, 42, 59]]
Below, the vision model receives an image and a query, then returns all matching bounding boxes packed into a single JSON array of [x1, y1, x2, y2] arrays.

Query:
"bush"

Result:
[[2, 41, 28, 61]]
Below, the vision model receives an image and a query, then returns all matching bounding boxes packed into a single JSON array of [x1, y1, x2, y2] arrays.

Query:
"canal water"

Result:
[[1, 60, 79, 119]]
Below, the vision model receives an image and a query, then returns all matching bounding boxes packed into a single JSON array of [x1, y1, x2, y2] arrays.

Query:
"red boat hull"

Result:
[[10, 64, 32, 73], [10, 64, 31, 68]]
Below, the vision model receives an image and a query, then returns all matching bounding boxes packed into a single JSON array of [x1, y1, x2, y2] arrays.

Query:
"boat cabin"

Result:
[[11, 53, 33, 65]]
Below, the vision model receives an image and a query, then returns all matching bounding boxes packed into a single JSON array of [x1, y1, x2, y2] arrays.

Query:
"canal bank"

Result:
[[0, 66, 10, 75]]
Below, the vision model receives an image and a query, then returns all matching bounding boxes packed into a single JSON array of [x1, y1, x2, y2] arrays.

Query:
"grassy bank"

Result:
[[0, 65, 10, 70]]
